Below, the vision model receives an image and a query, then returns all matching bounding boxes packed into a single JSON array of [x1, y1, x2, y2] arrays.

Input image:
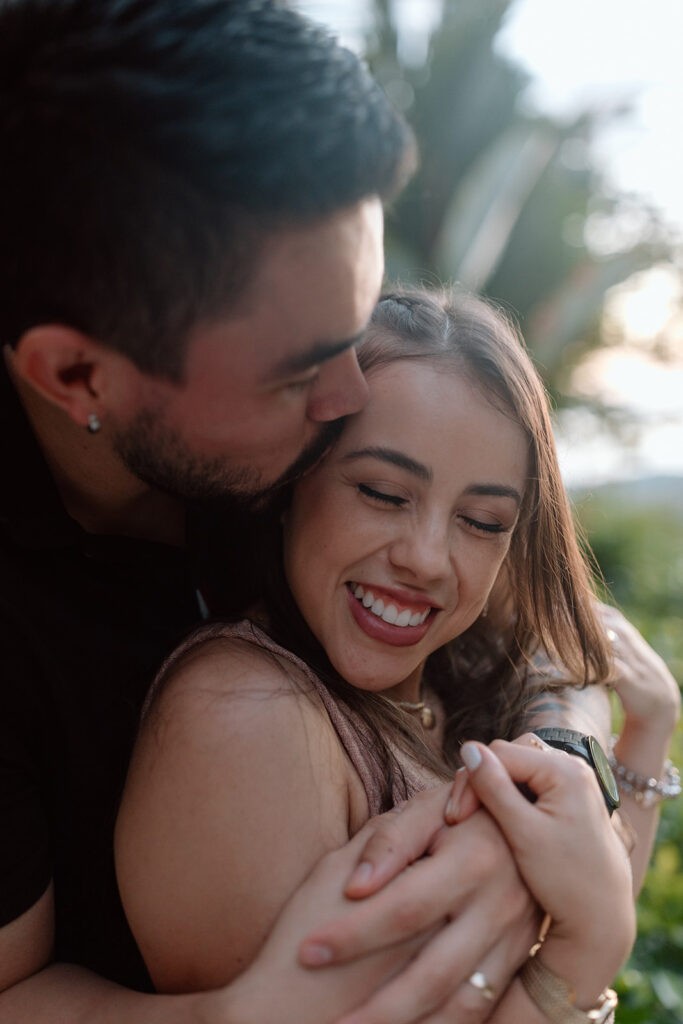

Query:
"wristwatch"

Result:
[[533, 728, 621, 815]]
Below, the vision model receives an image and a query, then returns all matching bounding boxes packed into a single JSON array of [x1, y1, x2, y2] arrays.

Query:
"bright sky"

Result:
[[296, 0, 683, 485], [498, 0, 683, 234], [497, 0, 683, 486]]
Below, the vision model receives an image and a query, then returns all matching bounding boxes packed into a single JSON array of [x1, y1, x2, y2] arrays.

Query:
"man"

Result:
[[0, 1, 624, 1021]]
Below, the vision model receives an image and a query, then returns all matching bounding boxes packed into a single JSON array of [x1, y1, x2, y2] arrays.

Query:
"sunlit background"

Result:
[[298, 0, 683, 490], [295, 4, 683, 1020]]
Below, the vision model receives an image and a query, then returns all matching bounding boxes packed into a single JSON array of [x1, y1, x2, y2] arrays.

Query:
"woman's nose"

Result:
[[388, 519, 452, 585]]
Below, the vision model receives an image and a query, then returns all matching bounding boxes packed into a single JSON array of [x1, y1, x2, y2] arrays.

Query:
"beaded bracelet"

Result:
[[608, 736, 681, 807]]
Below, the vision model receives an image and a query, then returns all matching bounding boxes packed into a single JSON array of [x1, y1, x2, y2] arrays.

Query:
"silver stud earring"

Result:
[[481, 600, 489, 619], [86, 413, 101, 434]]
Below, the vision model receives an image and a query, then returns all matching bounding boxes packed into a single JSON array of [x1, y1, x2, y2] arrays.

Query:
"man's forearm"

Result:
[[520, 683, 612, 746]]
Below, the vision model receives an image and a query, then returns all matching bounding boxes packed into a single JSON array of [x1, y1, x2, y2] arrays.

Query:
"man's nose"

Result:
[[306, 346, 369, 422]]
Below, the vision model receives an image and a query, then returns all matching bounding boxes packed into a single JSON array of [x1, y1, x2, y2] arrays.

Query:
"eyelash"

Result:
[[459, 515, 506, 535], [358, 483, 406, 507], [359, 485, 508, 534]]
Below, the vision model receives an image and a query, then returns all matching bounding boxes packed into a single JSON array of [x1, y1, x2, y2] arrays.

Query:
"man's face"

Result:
[[110, 198, 384, 503]]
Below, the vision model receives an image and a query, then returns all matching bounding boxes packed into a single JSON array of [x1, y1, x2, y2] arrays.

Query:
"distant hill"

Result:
[[570, 475, 683, 519]]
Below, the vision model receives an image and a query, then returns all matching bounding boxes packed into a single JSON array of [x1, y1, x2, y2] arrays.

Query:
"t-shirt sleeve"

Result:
[[0, 621, 52, 926]]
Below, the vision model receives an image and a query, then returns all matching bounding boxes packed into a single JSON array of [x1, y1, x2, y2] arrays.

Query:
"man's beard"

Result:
[[111, 407, 345, 513]]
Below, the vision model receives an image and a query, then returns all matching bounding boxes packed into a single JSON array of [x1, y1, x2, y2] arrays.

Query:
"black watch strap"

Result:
[[533, 727, 621, 815]]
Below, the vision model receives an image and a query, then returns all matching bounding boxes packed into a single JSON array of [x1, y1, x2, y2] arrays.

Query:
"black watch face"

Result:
[[588, 735, 621, 811]]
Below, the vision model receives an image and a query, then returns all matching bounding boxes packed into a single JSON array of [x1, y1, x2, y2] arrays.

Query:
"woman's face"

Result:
[[283, 359, 529, 702]]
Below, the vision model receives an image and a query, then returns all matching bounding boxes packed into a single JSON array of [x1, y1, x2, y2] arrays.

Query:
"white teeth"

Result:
[[351, 583, 431, 627]]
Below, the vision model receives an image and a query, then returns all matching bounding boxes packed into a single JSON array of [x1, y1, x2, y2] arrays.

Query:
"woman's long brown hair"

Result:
[[257, 287, 613, 798], [154, 287, 613, 807]]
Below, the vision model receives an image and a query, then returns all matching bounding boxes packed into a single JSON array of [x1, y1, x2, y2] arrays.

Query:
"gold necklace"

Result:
[[394, 699, 436, 730]]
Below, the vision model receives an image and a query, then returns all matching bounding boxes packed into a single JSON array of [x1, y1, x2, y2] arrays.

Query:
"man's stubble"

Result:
[[111, 406, 345, 514]]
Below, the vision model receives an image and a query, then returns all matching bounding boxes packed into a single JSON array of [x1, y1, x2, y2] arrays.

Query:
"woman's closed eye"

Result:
[[458, 512, 510, 536], [357, 483, 406, 507]]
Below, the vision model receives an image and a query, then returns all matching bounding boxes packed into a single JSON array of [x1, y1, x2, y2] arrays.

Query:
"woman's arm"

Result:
[[115, 637, 360, 993], [599, 605, 680, 895]]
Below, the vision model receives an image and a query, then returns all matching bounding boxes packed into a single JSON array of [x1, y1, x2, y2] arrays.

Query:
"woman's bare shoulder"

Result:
[[117, 629, 353, 992], [144, 627, 324, 735]]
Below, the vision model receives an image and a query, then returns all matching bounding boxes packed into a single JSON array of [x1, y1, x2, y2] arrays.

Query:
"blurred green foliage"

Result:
[[576, 489, 683, 1023]]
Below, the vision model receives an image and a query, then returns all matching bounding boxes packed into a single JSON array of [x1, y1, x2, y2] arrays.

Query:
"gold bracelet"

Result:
[[519, 955, 618, 1024]]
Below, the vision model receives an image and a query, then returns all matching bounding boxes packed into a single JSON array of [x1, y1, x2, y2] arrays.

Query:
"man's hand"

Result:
[[297, 785, 540, 1024]]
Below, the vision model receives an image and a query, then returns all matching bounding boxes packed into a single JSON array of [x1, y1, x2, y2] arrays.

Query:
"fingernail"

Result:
[[445, 767, 466, 823], [299, 942, 333, 966], [347, 860, 373, 890], [445, 791, 459, 823], [461, 742, 482, 772]]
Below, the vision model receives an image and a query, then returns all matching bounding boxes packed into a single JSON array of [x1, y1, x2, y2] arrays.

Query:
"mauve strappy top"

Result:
[[147, 618, 434, 816]]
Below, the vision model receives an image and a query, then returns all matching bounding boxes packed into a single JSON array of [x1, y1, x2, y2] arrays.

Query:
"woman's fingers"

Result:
[[335, 881, 537, 1024], [599, 604, 680, 724], [300, 806, 535, 970], [343, 784, 452, 898], [444, 767, 479, 825], [458, 739, 633, 945], [447, 732, 551, 826], [459, 738, 596, 838]]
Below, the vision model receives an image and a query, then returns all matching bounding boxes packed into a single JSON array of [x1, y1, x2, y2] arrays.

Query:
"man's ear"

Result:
[[11, 325, 111, 429]]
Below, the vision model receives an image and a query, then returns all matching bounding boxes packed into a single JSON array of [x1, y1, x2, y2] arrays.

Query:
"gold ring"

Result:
[[467, 971, 496, 1001]]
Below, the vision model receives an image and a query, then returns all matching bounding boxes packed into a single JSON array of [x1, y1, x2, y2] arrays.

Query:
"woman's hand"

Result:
[[297, 786, 540, 1024], [459, 738, 635, 1012], [600, 604, 680, 732], [443, 733, 540, 826], [599, 604, 681, 894]]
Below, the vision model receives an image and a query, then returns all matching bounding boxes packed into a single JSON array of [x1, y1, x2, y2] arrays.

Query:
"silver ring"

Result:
[[467, 971, 496, 1001]]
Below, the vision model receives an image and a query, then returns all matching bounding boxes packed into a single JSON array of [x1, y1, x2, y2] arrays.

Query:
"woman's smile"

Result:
[[346, 582, 435, 647], [283, 359, 528, 698]]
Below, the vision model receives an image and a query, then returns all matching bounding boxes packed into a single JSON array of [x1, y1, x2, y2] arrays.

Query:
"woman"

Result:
[[116, 289, 677, 1021]]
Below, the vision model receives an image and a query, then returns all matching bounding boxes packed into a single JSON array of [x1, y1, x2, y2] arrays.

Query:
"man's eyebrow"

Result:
[[342, 447, 432, 482], [463, 483, 523, 504], [271, 332, 365, 377]]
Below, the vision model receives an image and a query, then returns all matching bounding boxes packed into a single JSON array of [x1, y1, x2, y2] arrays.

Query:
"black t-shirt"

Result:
[[0, 364, 250, 989]]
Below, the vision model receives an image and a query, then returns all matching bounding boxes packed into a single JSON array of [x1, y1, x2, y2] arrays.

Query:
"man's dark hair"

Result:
[[0, 0, 414, 379]]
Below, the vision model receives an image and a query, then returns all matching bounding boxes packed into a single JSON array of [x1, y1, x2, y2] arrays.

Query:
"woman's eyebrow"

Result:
[[463, 483, 522, 504], [342, 447, 431, 481]]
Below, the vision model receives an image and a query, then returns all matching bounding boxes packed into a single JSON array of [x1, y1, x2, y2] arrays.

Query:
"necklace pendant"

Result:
[[419, 705, 435, 730], [394, 698, 436, 730]]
